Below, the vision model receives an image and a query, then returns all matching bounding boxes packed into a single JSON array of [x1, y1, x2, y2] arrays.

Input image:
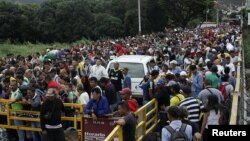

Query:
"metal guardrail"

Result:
[[229, 52, 241, 124], [0, 99, 84, 139], [104, 99, 159, 141], [135, 99, 159, 141], [104, 125, 123, 141], [229, 34, 249, 125]]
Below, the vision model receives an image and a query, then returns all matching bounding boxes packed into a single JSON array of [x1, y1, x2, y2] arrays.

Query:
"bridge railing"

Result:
[[229, 35, 243, 125], [0, 99, 84, 139], [104, 99, 158, 141]]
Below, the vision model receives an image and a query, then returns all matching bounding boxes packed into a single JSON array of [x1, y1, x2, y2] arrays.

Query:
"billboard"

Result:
[[84, 117, 119, 141]]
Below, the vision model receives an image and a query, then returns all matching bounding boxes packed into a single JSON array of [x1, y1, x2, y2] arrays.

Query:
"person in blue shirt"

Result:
[[190, 65, 203, 98], [139, 75, 149, 105], [122, 67, 131, 89], [170, 60, 181, 74], [27, 87, 44, 141], [84, 88, 111, 119]]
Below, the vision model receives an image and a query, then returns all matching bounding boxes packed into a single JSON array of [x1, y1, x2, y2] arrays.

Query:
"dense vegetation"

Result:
[[0, 0, 215, 43]]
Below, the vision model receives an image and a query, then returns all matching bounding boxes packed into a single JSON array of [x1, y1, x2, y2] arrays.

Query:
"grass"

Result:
[[0, 38, 92, 58], [0, 42, 70, 58]]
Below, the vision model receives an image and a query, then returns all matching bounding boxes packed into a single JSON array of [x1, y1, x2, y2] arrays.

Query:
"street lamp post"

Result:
[[138, 0, 142, 35], [216, 1, 219, 26], [216, 0, 219, 27]]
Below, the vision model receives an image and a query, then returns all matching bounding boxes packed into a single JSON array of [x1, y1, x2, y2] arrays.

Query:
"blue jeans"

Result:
[[14, 120, 25, 141], [31, 122, 45, 141]]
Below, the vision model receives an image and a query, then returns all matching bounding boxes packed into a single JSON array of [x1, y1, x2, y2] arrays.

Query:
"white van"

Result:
[[106, 55, 154, 97]]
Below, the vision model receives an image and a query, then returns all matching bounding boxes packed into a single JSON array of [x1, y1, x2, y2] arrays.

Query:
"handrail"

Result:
[[0, 99, 84, 139], [234, 52, 241, 93], [229, 35, 242, 125], [104, 98, 158, 141], [104, 125, 123, 141]]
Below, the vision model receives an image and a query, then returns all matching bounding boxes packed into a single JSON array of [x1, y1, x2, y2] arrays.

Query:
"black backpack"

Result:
[[165, 124, 189, 141]]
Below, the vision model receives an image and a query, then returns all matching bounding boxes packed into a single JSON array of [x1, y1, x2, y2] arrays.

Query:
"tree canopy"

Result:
[[0, 0, 216, 43]]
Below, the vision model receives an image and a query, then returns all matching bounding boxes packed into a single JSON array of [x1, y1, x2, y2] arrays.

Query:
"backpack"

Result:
[[165, 124, 189, 141], [218, 83, 229, 101], [221, 105, 230, 125]]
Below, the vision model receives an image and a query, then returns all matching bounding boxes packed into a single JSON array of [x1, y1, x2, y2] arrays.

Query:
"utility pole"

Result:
[[216, 0, 219, 26], [206, 3, 208, 24], [138, 0, 142, 35]]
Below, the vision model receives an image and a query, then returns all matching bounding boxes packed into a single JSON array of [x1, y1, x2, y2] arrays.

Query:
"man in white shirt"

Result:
[[76, 84, 89, 105], [89, 58, 108, 81], [225, 56, 235, 76]]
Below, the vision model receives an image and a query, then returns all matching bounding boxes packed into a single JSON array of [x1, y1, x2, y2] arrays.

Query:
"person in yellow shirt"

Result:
[[170, 84, 185, 106], [217, 50, 231, 60]]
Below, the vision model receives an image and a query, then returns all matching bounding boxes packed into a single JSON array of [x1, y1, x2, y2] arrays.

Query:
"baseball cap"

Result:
[[10, 77, 16, 81], [157, 79, 165, 85], [46, 88, 55, 97], [164, 54, 169, 57], [170, 60, 177, 64], [119, 88, 132, 95], [180, 71, 187, 76]]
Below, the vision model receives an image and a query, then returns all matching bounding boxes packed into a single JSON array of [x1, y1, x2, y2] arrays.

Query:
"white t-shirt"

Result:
[[89, 65, 108, 80], [217, 65, 224, 75], [225, 63, 235, 76], [231, 56, 239, 64], [77, 92, 89, 105], [206, 110, 220, 129]]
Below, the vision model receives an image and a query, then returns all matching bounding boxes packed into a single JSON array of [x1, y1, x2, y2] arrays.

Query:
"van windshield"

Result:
[[109, 62, 145, 78]]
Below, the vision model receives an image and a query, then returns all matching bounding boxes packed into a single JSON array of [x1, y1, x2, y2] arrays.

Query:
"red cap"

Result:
[[128, 99, 138, 112], [119, 88, 131, 95]]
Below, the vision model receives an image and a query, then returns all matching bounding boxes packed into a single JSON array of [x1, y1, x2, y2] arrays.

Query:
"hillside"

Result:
[[0, 0, 44, 4]]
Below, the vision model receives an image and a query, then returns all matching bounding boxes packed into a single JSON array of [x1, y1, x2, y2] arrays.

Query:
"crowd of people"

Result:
[[0, 22, 241, 141]]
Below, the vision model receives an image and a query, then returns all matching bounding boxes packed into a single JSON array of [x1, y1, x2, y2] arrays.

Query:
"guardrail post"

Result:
[[155, 99, 158, 124], [142, 107, 146, 137], [81, 111, 84, 141], [118, 125, 123, 141], [74, 112, 77, 129], [6, 101, 11, 126]]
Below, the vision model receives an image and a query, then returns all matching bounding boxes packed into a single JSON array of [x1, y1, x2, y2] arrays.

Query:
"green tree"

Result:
[[35, 1, 57, 43], [144, 0, 167, 32], [0, 2, 38, 42], [35, 0, 94, 42], [159, 0, 214, 28], [94, 13, 124, 38], [54, 0, 94, 42]]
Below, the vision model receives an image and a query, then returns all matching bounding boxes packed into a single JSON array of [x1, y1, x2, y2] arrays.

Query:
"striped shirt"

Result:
[[179, 97, 204, 123]]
